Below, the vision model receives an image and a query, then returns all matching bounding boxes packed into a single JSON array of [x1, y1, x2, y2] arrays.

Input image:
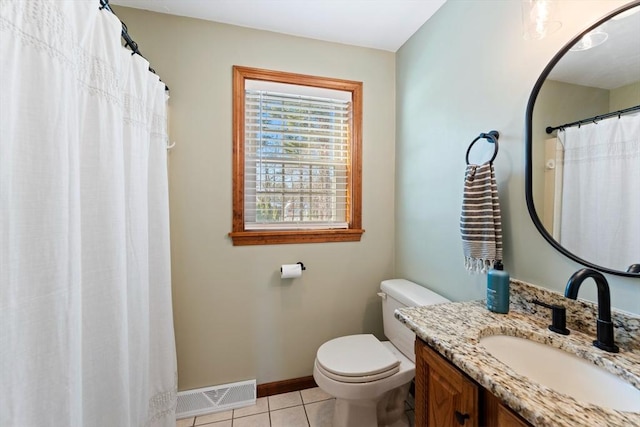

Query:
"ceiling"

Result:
[[110, 0, 447, 52], [548, 5, 640, 90], [111, 1, 639, 90]]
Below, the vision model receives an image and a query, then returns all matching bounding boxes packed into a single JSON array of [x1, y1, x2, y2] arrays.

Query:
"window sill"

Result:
[[229, 229, 365, 246]]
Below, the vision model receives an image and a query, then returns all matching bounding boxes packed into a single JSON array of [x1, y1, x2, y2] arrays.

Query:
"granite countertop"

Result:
[[395, 279, 640, 427]]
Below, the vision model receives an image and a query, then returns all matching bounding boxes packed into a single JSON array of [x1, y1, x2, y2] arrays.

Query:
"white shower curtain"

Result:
[[557, 112, 640, 271], [551, 138, 564, 240], [0, 1, 177, 426]]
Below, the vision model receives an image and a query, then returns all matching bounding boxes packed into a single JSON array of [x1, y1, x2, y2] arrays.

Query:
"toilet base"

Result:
[[331, 382, 412, 427], [333, 398, 377, 427]]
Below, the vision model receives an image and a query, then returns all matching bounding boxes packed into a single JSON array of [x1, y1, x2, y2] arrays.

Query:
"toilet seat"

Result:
[[315, 334, 400, 383]]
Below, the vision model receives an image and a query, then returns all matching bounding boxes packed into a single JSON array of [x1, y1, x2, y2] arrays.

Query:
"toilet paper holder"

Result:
[[281, 262, 306, 272]]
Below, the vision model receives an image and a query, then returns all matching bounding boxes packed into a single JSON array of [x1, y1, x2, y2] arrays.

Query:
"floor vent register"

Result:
[[176, 379, 256, 419]]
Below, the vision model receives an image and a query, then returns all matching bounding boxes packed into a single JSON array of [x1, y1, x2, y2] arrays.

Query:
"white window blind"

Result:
[[244, 82, 352, 230]]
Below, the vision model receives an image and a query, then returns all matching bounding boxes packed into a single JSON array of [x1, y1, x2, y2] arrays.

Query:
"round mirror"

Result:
[[525, 1, 640, 277]]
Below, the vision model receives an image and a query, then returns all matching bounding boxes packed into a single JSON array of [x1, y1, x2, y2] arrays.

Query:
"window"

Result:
[[230, 66, 364, 245]]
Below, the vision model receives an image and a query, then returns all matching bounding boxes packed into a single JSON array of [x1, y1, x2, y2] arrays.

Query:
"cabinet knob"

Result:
[[455, 411, 470, 425]]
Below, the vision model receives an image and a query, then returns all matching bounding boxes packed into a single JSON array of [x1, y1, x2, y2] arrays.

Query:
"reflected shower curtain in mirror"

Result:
[[551, 138, 564, 240], [557, 112, 640, 271], [0, 1, 177, 426]]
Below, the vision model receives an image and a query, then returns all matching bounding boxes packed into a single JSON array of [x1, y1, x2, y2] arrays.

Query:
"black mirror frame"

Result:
[[525, 0, 640, 278]]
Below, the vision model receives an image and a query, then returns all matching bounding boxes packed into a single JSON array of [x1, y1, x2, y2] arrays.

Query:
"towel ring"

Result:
[[466, 130, 499, 165]]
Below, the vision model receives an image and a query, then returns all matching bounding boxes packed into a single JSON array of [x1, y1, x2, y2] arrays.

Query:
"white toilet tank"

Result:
[[380, 279, 450, 363]]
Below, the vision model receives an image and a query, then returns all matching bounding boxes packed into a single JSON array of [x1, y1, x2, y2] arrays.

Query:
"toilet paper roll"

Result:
[[281, 263, 303, 279]]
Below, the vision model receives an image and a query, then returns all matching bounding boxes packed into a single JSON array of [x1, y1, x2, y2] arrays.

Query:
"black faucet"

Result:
[[564, 268, 619, 353]]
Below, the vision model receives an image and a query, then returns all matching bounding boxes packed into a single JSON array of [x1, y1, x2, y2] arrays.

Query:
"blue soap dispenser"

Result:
[[487, 261, 509, 314]]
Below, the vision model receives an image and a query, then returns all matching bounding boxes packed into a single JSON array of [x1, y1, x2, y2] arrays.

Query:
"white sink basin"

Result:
[[480, 334, 640, 412]]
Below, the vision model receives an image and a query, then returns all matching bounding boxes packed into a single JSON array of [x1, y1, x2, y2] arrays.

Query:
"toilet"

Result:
[[313, 279, 450, 427]]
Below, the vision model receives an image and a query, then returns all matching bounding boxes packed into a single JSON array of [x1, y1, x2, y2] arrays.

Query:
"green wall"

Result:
[[532, 79, 609, 215], [395, 0, 639, 313], [116, 7, 397, 391], [116, 0, 640, 392], [610, 80, 640, 111]]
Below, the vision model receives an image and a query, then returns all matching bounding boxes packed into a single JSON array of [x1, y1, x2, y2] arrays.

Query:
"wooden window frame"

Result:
[[230, 66, 364, 246]]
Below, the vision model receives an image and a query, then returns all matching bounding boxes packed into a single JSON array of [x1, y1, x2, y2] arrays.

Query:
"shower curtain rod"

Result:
[[99, 0, 169, 92], [545, 104, 640, 134]]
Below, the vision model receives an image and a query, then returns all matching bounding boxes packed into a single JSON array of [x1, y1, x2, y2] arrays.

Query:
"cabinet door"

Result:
[[484, 389, 532, 427], [496, 403, 530, 427], [415, 340, 479, 427]]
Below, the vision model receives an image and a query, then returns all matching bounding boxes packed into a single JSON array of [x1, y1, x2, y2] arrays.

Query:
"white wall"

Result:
[[395, 0, 640, 313], [116, 7, 397, 391]]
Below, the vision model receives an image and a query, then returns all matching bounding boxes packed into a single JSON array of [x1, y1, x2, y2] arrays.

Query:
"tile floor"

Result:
[[176, 387, 415, 427]]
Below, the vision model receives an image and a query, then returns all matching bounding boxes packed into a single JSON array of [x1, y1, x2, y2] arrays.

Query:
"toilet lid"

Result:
[[316, 334, 400, 378], [315, 359, 400, 383]]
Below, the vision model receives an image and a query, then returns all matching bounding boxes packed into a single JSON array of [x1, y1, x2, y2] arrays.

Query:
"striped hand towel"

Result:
[[460, 163, 503, 273]]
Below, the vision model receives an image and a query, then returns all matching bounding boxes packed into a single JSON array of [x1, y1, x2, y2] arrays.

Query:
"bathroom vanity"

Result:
[[415, 338, 529, 426], [395, 279, 640, 427]]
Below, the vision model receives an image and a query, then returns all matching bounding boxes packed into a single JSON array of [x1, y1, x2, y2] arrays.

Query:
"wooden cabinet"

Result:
[[497, 403, 530, 427], [484, 390, 531, 427], [415, 338, 478, 426], [415, 339, 531, 427]]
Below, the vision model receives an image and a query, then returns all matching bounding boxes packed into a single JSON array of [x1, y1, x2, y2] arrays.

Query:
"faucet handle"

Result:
[[532, 300, 570, 335]]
